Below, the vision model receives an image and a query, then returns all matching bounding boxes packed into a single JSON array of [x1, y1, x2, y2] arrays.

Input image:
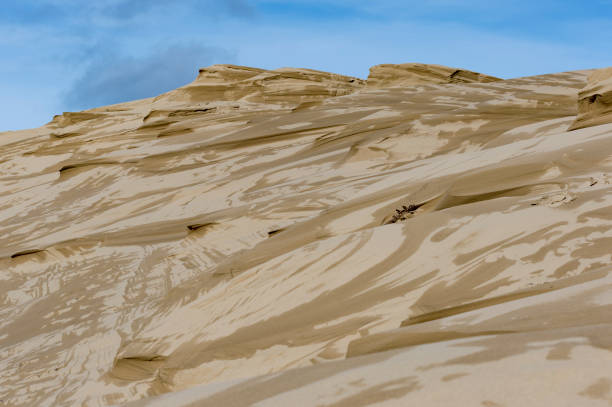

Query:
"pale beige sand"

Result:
[[1, 63, 612, 406]]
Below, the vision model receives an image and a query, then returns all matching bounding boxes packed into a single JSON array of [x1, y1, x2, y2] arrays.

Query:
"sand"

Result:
[[1, 63, 612, 406]]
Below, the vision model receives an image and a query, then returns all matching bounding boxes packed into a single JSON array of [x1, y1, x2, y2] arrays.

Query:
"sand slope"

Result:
[[1, 63, 612, 406]]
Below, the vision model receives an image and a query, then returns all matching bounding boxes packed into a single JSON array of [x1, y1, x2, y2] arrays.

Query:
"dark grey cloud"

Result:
[[64, 43, 234, 110]]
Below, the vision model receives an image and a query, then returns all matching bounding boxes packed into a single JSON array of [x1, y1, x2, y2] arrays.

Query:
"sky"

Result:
[[1, 0, 612, 131]]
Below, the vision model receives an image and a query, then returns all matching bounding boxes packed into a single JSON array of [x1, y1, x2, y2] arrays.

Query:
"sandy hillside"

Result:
[[1, 63, 612, 407]]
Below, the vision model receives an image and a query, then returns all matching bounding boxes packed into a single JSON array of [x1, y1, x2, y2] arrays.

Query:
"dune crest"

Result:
[[156, 63, 366, 106], [366, 62, 501, 88]]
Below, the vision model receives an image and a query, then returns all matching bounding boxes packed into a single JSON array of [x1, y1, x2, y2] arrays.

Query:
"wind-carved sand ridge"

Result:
[[570, 67, 612, 130], [1, 62, 612, 406]]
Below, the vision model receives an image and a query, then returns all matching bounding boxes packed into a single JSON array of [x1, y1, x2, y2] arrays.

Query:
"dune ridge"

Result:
[[570, 67, 612, 130], [366, 62, 501, 88], [1, 63, 612, 407], [156, 64, 366, 106]]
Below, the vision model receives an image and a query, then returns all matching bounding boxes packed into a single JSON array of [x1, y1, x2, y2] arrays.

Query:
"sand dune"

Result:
[[1, 63, 612, 406]]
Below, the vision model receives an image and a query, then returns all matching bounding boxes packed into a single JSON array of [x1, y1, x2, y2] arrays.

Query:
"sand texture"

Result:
[[2, 63, 612, 406]]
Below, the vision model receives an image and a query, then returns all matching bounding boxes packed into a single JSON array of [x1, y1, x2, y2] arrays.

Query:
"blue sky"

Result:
[[1, 0, 611, 131]]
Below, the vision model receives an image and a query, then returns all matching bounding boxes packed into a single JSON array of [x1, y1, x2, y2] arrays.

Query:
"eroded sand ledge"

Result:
[[1, 63, 612, 406]]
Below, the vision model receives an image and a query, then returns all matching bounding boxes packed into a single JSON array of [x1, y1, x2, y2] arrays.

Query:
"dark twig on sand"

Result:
[[386, 203, 420, 224]]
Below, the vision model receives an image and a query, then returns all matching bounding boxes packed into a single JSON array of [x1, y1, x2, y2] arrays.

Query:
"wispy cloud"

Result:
[[2, 0, 255, 23], [99, 0, 255, 20]]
